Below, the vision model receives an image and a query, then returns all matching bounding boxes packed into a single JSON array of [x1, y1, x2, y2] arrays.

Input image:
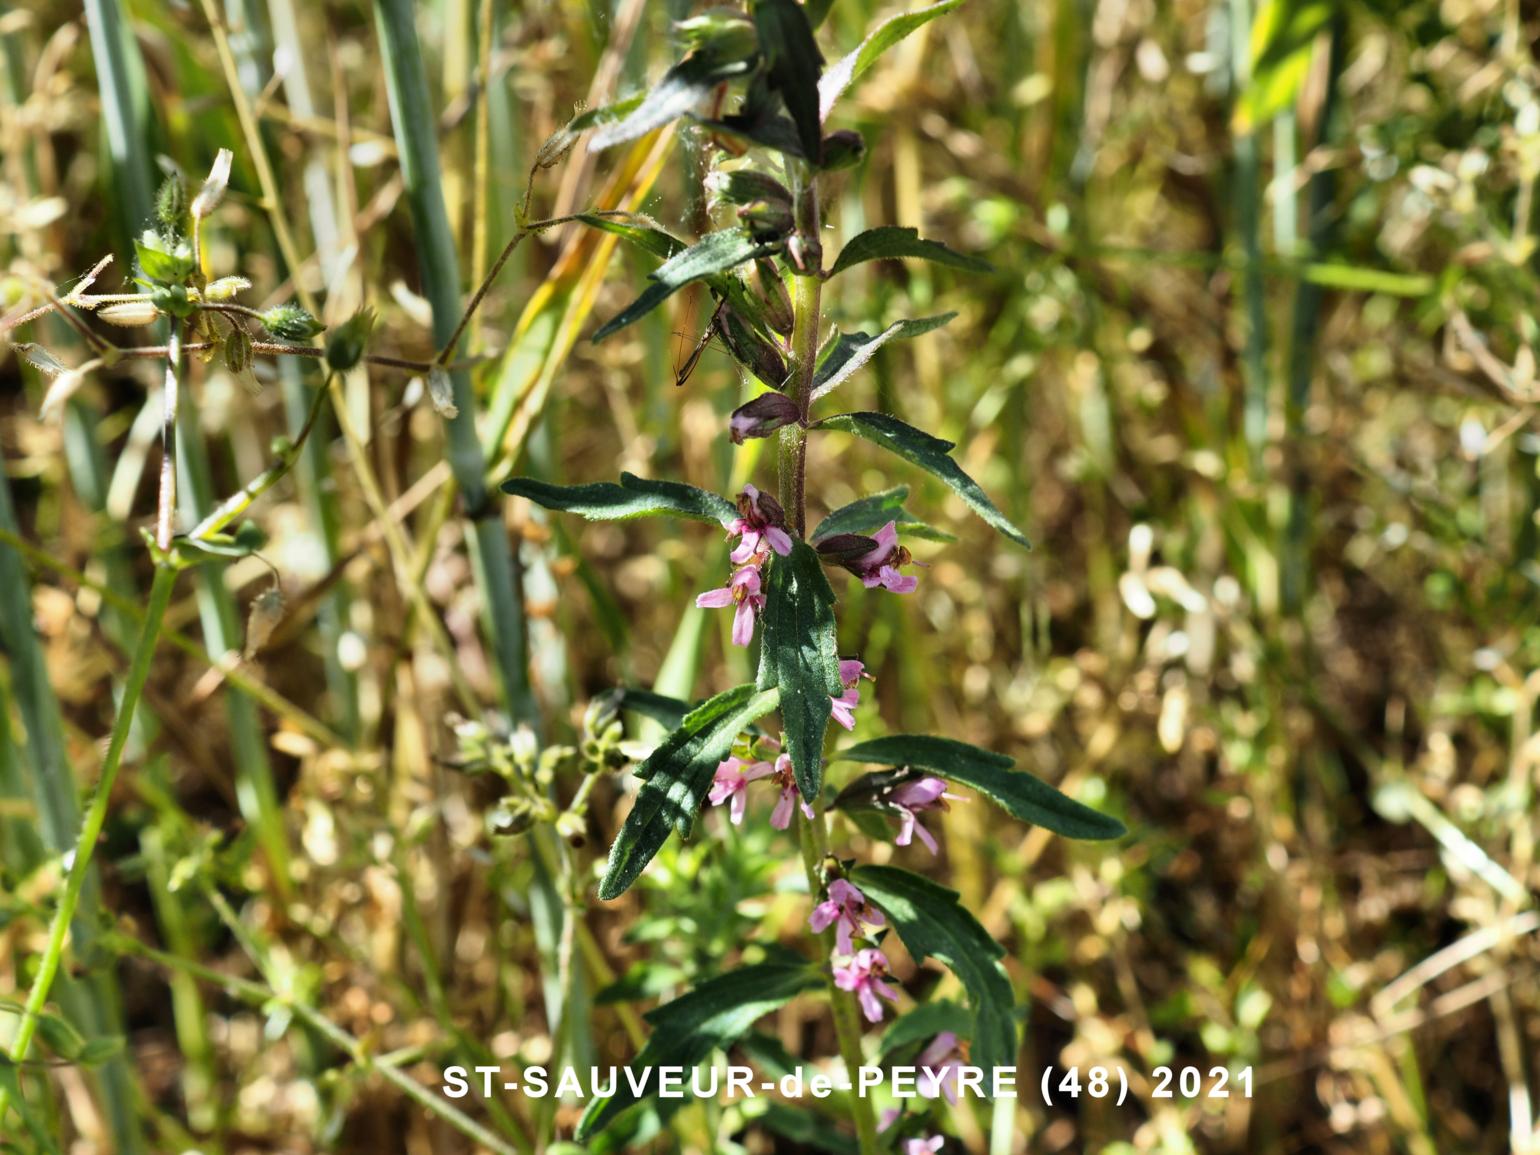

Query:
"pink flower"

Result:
[[707, 756, 774, 825], [809, 878, 885, 955], [890, 776, 961, 855], [830, 659, 865, 731], [832, 948, 900, 1023], [696, 564, 766, 646], [917, 1032, 965, 1104], [854, 521, 918, 594], [727, 484, 794, 564], [902, 1138, 944, 1155], [769, 753, 815, 829], [878, 1108, 901, 1133]]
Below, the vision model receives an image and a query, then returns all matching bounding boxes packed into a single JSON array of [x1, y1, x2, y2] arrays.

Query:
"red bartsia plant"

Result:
[[499, 2, 1125, 1150]]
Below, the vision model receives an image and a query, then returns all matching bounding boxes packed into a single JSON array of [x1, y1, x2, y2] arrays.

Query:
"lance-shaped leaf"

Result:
[[753, 0, 825, 160], [593, 227, 778, 342], [502, 472, 736, 525], [572, 212, 688, 261], [756, 541, 843, 799], [576, 959, 821, 1138], [848, 864, 1017, 1071], [833, 734, 1125, 840], [829, 227, 991, 277], [810, 313, 955, 402], [818, 0, 966, 120], [812, 486, 954, 544], [592, 51, 755, 151], [598, 684, 780, 900], [815, 411, 1031, 548]]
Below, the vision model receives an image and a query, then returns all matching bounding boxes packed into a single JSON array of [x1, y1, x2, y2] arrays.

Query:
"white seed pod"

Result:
[[426, 366, 459, 419], [97, 299, 161, 327], [243, 585, 285, 658], [202, 275, 252, 301], [191, 148, 234, 219]]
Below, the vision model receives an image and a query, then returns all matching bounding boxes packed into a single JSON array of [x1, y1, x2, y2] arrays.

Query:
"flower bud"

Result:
[[154, 175, 185, 234], [191, 148, 234, 220], [820, 129, 867, 171], [260, 303, 325, 343], [223, 327, 253, 376], [325, 307, 376, 373], [719, 306, 788, 386], [97, 299, 161, 328], [705, 168, 792, 210], [729, 391, 800, 444], [754, 259, 794, 336]]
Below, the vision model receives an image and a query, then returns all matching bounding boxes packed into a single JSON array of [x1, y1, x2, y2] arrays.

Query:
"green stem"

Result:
[[0, 565, 176, 1125], [798, 807, 881, 1155], [780, 162, 879, 1155]]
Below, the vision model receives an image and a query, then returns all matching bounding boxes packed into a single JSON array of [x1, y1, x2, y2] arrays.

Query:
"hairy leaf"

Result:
[[576, 959, 820, 1137], [815, 411, 1031, 548], [592, 52, 755, 151], [812, 486, 954, 544], [849, 864, 1016, 1070], [818, 0, 967, 121], [833, 734, 1125, 840], [502, 473, 736, 525], [598, 684, 780, 899], [757, 541, 843, 799], [753, 0, 825, 160], [810, 313, 956, 401], [593, 228, 778, 342], [829, 226, 990, 276]]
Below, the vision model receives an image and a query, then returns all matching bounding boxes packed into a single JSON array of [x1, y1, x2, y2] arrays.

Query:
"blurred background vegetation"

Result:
[[2, 0, 1539, 1152]]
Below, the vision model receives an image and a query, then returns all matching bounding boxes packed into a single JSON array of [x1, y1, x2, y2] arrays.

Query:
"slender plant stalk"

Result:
[[0, 564, 176, 1123], [373, 0, 535, 723], [3, 14, 147, 1143], [780, 161, 881, 1155]]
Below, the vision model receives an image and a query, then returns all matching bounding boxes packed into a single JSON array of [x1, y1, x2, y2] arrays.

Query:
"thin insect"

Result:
[[674, 296, 727, 388]]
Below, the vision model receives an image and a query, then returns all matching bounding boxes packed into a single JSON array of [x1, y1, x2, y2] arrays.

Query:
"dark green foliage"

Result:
[[576, 959, 820, 1138], [849, 864, 1017, 1071], [598, 684, 780, 900], [501, 473, 736, 524], [815, 411, 1031, 548], [756, 542, 843, 799], [833, 735, 1126, 840]]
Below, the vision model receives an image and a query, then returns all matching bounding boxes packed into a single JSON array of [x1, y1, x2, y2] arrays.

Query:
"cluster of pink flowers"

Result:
[[696, 485, 791, 646], [707, 746, 813, 831]]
